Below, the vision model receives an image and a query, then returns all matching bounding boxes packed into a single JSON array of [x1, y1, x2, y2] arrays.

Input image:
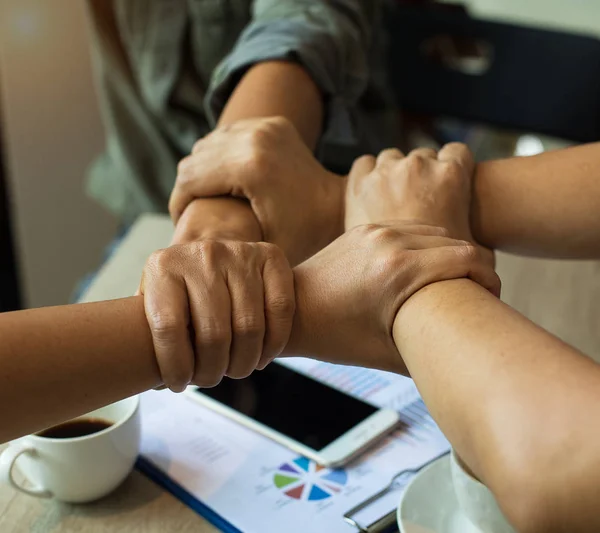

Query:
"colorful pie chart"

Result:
[[273, 457, 348, 501]]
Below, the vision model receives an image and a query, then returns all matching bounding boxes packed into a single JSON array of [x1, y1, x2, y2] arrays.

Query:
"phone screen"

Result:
[[192, 362, 378, 451]]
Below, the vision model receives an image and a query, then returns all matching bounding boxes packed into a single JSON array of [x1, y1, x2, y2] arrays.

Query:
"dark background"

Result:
[[0, 74, 22, 312]]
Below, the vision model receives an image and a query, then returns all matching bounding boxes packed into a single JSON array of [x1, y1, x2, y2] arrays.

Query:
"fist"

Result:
[[140, 240, 295, 391], [345, 144, 476, 242], [170, 117, 345, 266], [289, 222, 501, 374]]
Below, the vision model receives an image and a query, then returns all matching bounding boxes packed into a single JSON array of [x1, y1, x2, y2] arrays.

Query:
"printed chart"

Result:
[[273, 457, 348, 501]]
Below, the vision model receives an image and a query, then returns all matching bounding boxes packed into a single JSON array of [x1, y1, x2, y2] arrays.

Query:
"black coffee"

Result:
[[37, 418, 112, 439]]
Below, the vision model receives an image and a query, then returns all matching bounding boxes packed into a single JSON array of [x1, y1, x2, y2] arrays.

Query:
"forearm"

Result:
[[0, 297, 158, 443], [219, 60, 323, 150], [393, 279, 600, 532], [471, 142, 600, 258], [171, 197, 262, 244], [175, 61, 324, 244]]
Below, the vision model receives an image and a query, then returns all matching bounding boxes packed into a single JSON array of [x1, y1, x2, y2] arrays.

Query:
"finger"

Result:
[[143, 273, 195, 393], [170, 200, 207, 245], [187, 271, 232, 388], [191, 137, 204, 155], [348, 154, 376, 179], [398, 234, 470, 251], [417, 245, 502, 297], [437, 142, 475, 173], [375, 148, 405, 166], [169, 155, 235, 223], [226, 258, 265, 379], [259, 244, 295, 369], [407, 147, 438, 159], [375, 222, 451, 238]]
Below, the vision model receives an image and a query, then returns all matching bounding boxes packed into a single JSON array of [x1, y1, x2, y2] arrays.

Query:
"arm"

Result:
[[171, 60, 323, 245], [344, 144, 600, 532], [471, 142, 600, 258], [0, 297, 157, 443], [219, 60, 322, 150], [1, 224, 492, 444], [173, 0, 372, 253], [1, 239, 296, 444], [393, 280, 600, 533]]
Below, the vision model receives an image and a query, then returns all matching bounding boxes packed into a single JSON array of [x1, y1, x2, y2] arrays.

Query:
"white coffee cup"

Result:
[[450, 449, 516, 533], [0, 396, 140, 503]]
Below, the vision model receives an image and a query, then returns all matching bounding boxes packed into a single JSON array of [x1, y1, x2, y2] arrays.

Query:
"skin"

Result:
[[471, 141, 600, 258], [148, 59, 333, 375], [345, 142, 600, 533], [169, 116, 345, 266], [0, 224, 493, 445], [170, 60, 325, 249]]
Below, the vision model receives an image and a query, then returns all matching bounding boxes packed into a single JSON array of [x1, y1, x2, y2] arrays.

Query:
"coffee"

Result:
[[38, 418, 112, 439]]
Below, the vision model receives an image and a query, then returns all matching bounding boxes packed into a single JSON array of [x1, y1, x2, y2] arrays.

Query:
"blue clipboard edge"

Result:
[[136, 456, 242, 533]]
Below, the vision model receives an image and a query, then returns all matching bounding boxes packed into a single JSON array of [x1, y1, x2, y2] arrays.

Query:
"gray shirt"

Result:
[[86, 0, 397, 223]]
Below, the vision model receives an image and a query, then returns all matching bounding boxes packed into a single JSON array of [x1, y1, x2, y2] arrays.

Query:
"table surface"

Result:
[[2, 213, 599, 532]]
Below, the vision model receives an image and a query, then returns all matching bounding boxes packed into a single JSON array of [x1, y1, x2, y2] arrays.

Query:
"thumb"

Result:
[[169, 156, 237, 223]]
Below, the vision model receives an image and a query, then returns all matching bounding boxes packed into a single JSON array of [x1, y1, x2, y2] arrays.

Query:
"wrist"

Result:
[[171, 197, 262, 245], [282, 264, 311, 357], [321, 172, 347, 247]]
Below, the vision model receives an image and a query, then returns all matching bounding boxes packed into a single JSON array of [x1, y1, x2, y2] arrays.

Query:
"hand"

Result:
[[345, 144, 475, 241], [287, 223, 501, 374], [140, 240, 295, 392], [169, 116, 345, 266]]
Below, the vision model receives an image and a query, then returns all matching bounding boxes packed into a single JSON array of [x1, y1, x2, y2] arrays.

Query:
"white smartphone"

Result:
[[184, 361, 399, 467]]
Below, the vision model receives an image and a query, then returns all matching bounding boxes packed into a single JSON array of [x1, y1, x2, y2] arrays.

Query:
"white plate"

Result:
[[397, 455, 481, 533]]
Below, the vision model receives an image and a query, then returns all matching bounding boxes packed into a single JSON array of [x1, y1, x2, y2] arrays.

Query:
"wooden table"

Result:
[[2, 214, 599, 532]]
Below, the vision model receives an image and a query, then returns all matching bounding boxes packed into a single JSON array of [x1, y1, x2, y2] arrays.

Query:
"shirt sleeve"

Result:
[[204, 0, 376, 146]]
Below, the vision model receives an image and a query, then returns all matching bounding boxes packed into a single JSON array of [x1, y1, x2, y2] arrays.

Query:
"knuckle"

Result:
[[258, 241, 285, 262], [198, 322, 230, 347], [376, 148, 403, 165], [267, 294, 296, 319], [441, 159, 463, 178], [369, 225, 398, 244], [146, 247, 176, 275], [231, 241, 259, 263], [265, 115, 292, 131], [196, 239, 224, 265], [431, 225, 451, 237], [354, 223, 383, 238], [234, 314, 264, 339], [176, 157, 194, 183], [191, 138, 203, 153], [355, 154, 376, 167], [147, 310, 181, 340], [250, 119, 276, 143], [455, 243, 478, 261], [242, 144, 271, 180], [405, 153, 426, 171], [446, 142, 472, 160]]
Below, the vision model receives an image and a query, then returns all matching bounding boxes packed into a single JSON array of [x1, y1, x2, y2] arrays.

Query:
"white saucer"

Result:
[[397, 455, 482, 533]]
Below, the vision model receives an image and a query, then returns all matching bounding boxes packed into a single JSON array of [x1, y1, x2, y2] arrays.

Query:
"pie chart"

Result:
[[273, 457, 348, 501]]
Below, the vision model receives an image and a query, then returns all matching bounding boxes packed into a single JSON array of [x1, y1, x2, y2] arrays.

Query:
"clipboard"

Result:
[[137, 456, 242, 533], [137, 446, 449, 533], [136, 377, 450, 533]]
